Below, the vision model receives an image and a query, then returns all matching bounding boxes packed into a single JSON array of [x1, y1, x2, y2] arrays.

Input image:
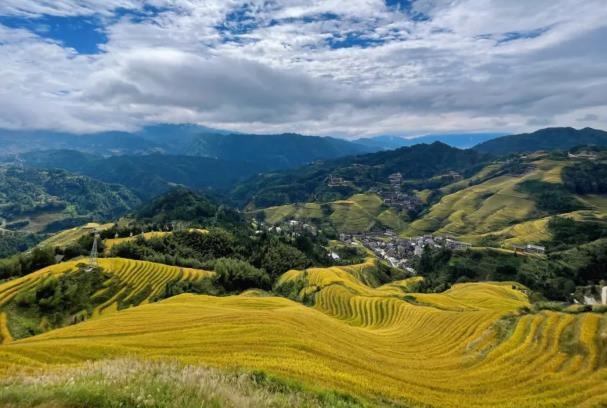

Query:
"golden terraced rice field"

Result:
[[0, 258, 606, 407], [0, 258, 213, 343], [405, 159, 574, 240], [103, 229, 208, 254]]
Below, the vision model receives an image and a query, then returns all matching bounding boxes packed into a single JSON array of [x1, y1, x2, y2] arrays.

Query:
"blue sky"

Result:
[[0, 0, 606, 137], [0, 14, 106, 53]]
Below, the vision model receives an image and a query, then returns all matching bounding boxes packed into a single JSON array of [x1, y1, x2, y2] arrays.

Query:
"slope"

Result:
[[16, 150, 270, 199], [261, 193, 405, 233], [474, 127, 607, 156], [405, 154, 607, 244], [0, 258, 213, 342], [0, 259, 606, 407], [233, 142, 489, 208], [0, 166, 140, 233]]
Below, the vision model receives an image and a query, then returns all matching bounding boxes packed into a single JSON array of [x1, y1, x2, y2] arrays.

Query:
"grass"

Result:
[[0, 259, 606, 407], [0, 358, 365, 408]]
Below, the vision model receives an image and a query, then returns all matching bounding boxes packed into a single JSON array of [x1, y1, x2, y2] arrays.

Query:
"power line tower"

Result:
[[89, 229, 100, 268]]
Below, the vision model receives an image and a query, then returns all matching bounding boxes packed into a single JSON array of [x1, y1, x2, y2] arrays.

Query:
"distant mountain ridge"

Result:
[[473, 127, 607, 155], [233, 142, 490, 208], [0, 125, 377, 170], [355, 132, 506, 150], [14, 150, 270, 199]]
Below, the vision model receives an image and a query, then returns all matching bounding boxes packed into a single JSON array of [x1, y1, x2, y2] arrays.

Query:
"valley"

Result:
[[2, 1, 607, 405], [0, 127, 606, 407]]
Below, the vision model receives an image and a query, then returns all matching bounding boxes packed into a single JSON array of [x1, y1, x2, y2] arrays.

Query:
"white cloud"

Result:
[[0, 0, 606, 136]]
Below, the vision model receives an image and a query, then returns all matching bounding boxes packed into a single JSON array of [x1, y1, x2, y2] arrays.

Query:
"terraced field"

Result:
[[404, 158, 607, 245], [38, 222, 113, 248], [104, 231, 171, 254], [262, 193, 404, 233], [0, 258, 213, 342], [0, 258, 605, 407], [104, 229, 208, 254]]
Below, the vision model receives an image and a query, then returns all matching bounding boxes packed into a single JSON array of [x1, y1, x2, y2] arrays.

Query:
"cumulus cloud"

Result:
[[0, 0, 606, 136]]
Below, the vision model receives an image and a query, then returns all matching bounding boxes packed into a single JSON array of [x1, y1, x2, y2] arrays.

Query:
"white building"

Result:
[[526, 244, 545, 254]]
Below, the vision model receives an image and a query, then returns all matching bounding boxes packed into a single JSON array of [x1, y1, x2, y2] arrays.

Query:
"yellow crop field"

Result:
[[0, 259, 606, 407], [103, 229, 208, 254], [263, 193, 404, 233], [0, 258, 213, 342], [38, 222, 114, 248], [405, 159, 582, 243]]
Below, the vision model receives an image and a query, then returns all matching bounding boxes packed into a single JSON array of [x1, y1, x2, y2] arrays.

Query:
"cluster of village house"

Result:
[[262, 219, 318, 236], [338, 232, 473, 272], [338, 230, 548, 272]]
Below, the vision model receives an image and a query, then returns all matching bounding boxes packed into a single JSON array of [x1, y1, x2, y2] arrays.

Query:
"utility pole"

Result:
[[89, 229, 100, 268]]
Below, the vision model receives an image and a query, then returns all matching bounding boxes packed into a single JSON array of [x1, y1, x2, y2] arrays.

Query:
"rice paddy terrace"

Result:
[[405, 157, 607, 244], [103, 228, 208, 254], [0, 258, 213, 343], [262, 193, 404, 233], [0, 258, 606, 407]]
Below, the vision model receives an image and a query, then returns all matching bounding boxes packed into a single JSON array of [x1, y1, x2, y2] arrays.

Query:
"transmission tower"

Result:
[[89, 230, 100, 268]]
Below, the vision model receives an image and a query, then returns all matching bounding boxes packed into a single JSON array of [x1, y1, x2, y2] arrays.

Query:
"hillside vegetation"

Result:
[[18, 150, 271, 199], [233, 142, 489, 208], [0, 259, 605, 407], [473, 127, 607, 155], [0, 166, 140, 234]]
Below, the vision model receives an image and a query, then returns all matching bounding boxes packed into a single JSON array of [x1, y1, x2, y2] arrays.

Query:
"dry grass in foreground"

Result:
[[0, 357, 364, 408]]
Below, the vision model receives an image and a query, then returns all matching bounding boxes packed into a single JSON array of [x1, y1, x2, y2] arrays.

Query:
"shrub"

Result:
[[214, 258, 271, 292]]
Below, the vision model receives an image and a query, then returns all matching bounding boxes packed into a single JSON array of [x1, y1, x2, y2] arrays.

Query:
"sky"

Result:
[[0, 0, 606, 138]]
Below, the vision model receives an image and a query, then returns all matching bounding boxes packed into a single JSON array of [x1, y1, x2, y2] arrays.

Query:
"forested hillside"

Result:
[[474, 127, 607, 155], [0, 166, 140, 233], [137, 129, 376, 168], [233, 142, 490, 207], [17, 150, 268, 198]]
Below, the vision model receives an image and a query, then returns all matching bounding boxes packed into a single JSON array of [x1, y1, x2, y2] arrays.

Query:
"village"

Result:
[[337, 231, 475, 273]]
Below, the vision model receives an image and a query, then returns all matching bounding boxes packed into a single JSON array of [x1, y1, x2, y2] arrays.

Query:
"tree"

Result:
[[261, 242, 308, 279], [214, 258, 271, 292]]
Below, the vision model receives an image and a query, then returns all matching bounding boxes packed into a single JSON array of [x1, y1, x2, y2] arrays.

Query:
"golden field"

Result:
[[0, 258, 213, 343], [0, 258, 606, 407], [103, 228, 208, 254]]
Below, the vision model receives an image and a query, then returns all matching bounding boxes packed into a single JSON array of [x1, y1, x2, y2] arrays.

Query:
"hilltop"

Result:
[[356, 132, 506, 150], [15, 150, 269, 199], [474, 127, 607, 155], [0, 125, 376, 171]]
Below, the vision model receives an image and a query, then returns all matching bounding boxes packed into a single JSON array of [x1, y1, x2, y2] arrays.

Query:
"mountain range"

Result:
[[473, 127, 607, 155], [356, 132, 506, 150]]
